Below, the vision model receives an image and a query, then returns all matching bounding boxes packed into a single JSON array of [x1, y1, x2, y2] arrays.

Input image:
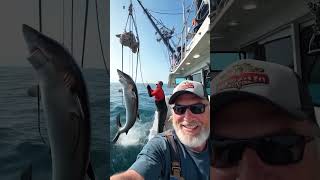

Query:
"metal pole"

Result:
[[136, 0, 175, 54]]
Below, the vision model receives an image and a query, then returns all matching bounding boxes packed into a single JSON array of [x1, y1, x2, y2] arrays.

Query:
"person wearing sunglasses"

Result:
[[210, 59, 320, 180], [147, 81, 168, 133], [111, 80, 210, 180]]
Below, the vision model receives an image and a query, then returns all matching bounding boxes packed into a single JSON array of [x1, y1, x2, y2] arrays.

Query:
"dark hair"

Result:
[[157, 81, 163, 86]]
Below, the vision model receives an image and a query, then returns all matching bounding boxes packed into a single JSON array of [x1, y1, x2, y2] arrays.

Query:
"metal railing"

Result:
[[170, 0, 211, 72]]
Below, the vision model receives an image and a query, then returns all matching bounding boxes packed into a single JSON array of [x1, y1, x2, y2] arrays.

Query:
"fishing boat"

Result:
[[167, 0, 211, 89], [209, 0, 320, 121], [134, 0, 211, 139]]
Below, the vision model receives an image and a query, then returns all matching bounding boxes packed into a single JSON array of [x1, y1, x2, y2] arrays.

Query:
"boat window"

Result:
[[192, 73, 202, 83], [203, 69, 211, 95], [210, 52, 241, 71], [300, 24, 320, 106], [241, 42, 265, 60], [264, 37, 294, 69], [175, 77, 186, 85]]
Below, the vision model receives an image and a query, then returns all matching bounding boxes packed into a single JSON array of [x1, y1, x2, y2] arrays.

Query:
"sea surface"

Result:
[[0, 66, 174, 179], [109, 82, 173, 175], [0, 66, 109, 180]]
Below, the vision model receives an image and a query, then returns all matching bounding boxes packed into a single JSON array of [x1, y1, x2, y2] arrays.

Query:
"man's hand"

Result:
[[110, 170, 144, 180], [147, 84, 152, 97]]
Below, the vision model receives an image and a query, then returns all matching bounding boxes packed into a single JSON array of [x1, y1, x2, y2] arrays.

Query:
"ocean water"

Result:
[[0, 67, 108, 180], [110, 82, 173, 175]]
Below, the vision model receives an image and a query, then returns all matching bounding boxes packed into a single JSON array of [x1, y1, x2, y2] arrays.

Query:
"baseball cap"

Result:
[[157, 81, 163, 86], [211, 59, 316, 123], [169, 80, 208, 104]]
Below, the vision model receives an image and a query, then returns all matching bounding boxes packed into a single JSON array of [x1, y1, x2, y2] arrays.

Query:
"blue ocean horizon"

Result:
[[0, 66, 174, 179]]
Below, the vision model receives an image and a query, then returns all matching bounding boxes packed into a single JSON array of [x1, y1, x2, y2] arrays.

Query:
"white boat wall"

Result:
[[210, 0, 320, 124]]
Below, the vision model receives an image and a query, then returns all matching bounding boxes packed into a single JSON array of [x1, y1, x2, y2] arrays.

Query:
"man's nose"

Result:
[[184, 108, 195, 119], [236, 148, 268, 180]]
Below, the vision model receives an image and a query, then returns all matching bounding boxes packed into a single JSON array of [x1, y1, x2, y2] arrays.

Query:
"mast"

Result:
[[135, 0, 175, 54], [182, 0, 186, 59]]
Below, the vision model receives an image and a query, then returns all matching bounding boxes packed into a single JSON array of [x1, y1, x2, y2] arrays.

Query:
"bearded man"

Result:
[[111, 80, 210, 180]]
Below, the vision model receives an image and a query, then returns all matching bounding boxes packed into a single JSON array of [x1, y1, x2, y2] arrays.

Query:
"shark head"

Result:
[[117, 69, 134, 87], [22, 24, 77, 73]]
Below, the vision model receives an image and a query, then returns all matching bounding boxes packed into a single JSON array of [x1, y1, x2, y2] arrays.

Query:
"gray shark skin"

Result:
[[112, 69, 139, 143], [22, 24, 91, 180]]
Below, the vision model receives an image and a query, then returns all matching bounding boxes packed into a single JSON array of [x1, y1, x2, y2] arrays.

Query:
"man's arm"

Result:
[[147, 84, 153, 97], [111, 136, 168, 180], [151, 87, 160, 96], [110, 169, 144, 180]]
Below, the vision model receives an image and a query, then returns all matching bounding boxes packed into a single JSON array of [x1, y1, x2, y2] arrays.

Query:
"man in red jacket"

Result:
[[147, 81, 168, 133]]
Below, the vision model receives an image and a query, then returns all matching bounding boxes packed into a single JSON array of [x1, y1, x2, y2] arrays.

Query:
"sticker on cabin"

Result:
[[217, 63, 270, 91]]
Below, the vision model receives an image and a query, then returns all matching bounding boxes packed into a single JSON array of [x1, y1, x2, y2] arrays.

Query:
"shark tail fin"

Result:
[[112, 132, 121, 144], [87, 161, 95, 180]]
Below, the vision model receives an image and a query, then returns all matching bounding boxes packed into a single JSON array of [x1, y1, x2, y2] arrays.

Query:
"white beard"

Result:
[[173, 120, 210, 148]]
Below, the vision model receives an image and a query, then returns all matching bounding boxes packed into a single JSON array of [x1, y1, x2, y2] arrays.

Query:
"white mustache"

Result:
[[180, 121, 201, 127]]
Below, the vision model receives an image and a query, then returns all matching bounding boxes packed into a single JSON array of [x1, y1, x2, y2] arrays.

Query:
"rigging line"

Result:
[[122, 45, 124, 71], [138, 51, 147, 87], [124, 3, 133, 31], [150, 7, 182, 12], [132, 8, 139, 82], [39, 0, 42, 32], [128, 49, 131, 75], [161, 43, 171, 68], [148, 13, 175, 36], [124, 12, 130, 31], [94, 0, 109, 74], [166, 47, 171, 67], [37, 85, 47, 145], [71, 0, 74, 54], [149, 13, 163, 26], [135, 50, 138, 82], [131, 9, 140, 43], [62, 0, 65, 46], [128, 13, 134, 78], [176, 1, 196, 37], [121, 45, 124, 106], [81, 0, 89, 68], [148, 10, 183, 15], [120, 45, 124, 106], [132, 49, 134, 80], [37, 0, 47, 146]]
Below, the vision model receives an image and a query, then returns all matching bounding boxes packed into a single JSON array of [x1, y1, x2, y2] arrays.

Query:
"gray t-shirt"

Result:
[[129, 131, 209, 180]]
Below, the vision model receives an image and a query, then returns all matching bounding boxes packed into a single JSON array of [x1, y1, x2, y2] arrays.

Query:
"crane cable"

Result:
[[36, 0, 48, 147], [94, 0, 110, 74], [81, 0, 89, 68], [121, 2, 141, 82]]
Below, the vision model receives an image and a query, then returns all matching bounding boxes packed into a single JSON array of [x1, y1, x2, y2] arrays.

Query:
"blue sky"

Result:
[[110, 0, 193, 83]]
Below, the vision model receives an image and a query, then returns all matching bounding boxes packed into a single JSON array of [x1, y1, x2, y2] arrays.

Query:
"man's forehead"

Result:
[[175, 93, 205, 103], [213, 99, 310, 137]]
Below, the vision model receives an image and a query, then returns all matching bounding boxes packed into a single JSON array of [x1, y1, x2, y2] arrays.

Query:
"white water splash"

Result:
[[116, 118, 152, 147]]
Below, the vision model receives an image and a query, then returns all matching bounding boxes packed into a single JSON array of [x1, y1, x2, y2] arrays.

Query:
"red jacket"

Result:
[[150, 84, 165, 102]]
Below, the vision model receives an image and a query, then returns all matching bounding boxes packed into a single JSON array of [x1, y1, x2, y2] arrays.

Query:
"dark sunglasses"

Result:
[[210, 133, 315, 168], [173, 103, 207, 115]]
